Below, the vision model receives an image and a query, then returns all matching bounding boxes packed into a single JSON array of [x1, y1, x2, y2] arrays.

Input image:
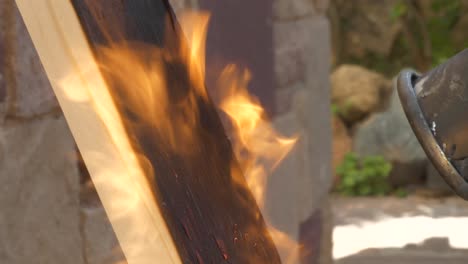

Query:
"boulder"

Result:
[[353, 89, 427, 187], [332, 115, 352, 187], [331, 64, 392, 123], [425, 163, 453, 196]]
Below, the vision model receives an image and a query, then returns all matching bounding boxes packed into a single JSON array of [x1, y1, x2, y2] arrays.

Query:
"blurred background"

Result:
[[1, 0, 468, 264], [330, 1, 468, 263]]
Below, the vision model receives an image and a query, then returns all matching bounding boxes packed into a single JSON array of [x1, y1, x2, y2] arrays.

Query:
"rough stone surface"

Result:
[[354, 89, 427, 187], [0, 0, 12, 122], [426, 163, 453, 195], [332, 116, 352, 187], [273, 0, 315, 20], [11, 6, 59, 118], [313, 0, 330, 14], [318, 199, 333, 264], [331, 64, 392, 123], [82, 207, 126, 264], [0, 115, 82, 264], [274, 17, 322, 88], [267, 111, 304, 240], [275, 82, 303, 115]]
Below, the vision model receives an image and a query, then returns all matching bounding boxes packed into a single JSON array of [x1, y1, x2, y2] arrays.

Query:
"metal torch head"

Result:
[[397, 49, 468, 200]]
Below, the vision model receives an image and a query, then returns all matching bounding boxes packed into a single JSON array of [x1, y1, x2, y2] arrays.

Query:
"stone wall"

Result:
[[0, 2, 83, 264], [270, 0, 333, 263], [0, 0, 332, 263]]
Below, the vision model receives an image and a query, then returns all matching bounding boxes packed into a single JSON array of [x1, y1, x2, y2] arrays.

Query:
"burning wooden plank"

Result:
[[15, 0, 282, 263]]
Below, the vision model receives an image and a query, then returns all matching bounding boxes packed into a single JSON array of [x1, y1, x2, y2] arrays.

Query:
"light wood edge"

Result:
[[14, 1, 181, 263]]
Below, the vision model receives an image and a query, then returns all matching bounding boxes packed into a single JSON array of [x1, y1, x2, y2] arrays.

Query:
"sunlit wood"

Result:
[[14, 1, 181, 263], [15, 0, 283, 263]]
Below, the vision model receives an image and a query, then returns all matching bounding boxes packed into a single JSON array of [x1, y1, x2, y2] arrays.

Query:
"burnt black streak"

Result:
[[70, 1, 281, 263]]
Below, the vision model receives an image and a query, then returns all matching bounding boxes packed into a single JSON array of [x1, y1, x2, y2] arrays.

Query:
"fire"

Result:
[[98, 9, 300, 263], [205, 16, 300, 264], [217, 65, 300, 263], [66, 6, 299, 264]]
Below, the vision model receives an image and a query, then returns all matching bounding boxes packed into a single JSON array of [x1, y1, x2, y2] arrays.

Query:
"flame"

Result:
[[64, 6, 300, 263], [217, 65, 300, 263]]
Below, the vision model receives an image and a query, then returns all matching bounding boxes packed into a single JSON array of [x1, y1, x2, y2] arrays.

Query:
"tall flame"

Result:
[[72, 8, 299, 264], [217, 65, 300, 263]]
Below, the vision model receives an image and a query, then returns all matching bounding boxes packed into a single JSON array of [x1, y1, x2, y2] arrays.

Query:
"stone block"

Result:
[[0, 115, 82, 264], [312, 0, 329, 14], [274, 19, 310, 88], [266, 89, 332, 263], [275, 82, 304, 115], [82, 206, 126, 264], [0, 0, 12, 122], [273, 0, 315, 21], [11, 6, 59, 117], [426, 163, 453, 195], [274, 16, 330, 89]]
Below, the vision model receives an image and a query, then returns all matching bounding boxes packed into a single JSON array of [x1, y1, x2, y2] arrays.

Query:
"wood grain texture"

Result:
[[14, 1, 181, 263], [70, 1, 282, 263]]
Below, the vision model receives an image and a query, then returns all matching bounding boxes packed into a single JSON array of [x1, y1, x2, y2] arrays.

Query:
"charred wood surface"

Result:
[[70, 1, 281, 263]]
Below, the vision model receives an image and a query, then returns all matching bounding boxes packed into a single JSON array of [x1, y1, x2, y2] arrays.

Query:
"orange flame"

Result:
[[217, 65, 300, 263], [74, 8, 299, 263]]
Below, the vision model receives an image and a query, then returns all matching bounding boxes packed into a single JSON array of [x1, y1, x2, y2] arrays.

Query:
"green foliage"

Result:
[[427, 0, 462, 66], [394, 188, 409, 198], [331, 104, 340, 115], [393, 0, 462, 67], [341, 0, 465, 77], [331, 101, 352, 118], [337, 153, 393, 196], [390, 0, 408, 21]]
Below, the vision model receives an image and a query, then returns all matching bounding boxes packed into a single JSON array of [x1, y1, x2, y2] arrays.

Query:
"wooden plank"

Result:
[[14, 1, 180, 263], [16, 0, 282, 263]]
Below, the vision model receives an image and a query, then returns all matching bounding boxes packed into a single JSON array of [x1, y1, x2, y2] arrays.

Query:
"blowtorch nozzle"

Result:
[[398, 49, 468, 200]]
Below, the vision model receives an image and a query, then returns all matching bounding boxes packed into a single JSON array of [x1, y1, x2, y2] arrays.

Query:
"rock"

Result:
[[0, 0, 12, 123], [353, 89, 427, 187], [332, 116, 352, 187], [267, 88, 332, 263], [331, 65, 392, 123], [275, 16, 330, 89], [0, 115, 83, 264], [274, 18, 313, 88], [330, 0, 402, 59], [425, 163, 453, 195], [273, 0, 315, 20], [82, 206, 126, 264]]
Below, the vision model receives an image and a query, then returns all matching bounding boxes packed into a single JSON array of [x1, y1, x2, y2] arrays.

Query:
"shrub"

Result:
[[336, 153, 392, 196]]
